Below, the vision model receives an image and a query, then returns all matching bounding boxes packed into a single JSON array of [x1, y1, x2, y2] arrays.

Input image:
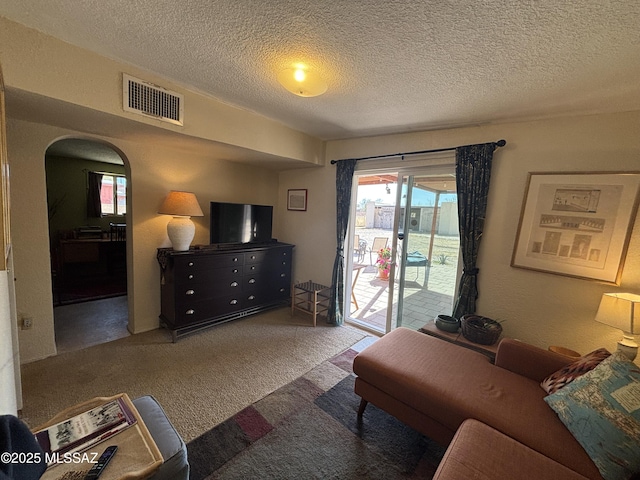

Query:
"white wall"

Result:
[[8, 118, 282, 363], [279, 111, 640, 359], [0, 17, 323, 165], [277, 164, 336, 288], [0, 270, 17, 414]]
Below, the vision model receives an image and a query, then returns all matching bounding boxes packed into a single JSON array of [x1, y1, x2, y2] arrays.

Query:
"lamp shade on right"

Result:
[[595, 292, 640, 334]]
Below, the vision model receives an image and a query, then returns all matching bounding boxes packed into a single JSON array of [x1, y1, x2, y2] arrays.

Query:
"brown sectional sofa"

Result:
[[433, 418, 589, 479], [353, 327, 603, 479]]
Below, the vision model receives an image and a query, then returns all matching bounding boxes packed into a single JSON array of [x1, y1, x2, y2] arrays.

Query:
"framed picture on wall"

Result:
[[287, 189, 307, 211], [511, 171, 640, 285]]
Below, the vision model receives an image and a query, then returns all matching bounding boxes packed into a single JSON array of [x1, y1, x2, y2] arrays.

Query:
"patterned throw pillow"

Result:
[[540, 348, 610, 394], [544, 351, 640, 480]]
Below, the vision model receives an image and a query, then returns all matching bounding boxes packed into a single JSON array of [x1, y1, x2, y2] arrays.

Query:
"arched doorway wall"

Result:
[[44, 136, 132, 352]]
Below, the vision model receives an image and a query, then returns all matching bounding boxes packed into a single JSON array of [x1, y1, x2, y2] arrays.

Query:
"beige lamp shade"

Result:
[[158, 191, 204, 217], [158, 191, 203, 251], [595, 292, 640, 334], [595, 292, 640, 361]]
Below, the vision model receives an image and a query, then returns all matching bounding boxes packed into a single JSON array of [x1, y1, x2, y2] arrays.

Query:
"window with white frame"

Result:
[[99, 174, 126, 215]]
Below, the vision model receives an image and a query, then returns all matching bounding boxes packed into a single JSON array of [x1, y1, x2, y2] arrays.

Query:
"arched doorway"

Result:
[[45, 138, 130, 352]]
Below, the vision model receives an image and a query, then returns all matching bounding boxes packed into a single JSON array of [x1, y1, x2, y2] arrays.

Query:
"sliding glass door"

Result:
[[345, 164, 460, 334], [345, 172, 398, 332], [394, 173, 459, 331]]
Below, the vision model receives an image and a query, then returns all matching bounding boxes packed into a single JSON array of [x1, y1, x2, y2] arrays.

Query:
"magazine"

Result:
[[34, 397, 137, 456]]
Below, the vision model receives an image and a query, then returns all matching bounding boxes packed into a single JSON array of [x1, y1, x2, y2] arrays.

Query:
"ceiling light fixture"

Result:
[[277, 67, 327, 97]]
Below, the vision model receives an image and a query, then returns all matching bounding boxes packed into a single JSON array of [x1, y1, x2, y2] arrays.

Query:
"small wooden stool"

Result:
[[291, 281, 331, 326]]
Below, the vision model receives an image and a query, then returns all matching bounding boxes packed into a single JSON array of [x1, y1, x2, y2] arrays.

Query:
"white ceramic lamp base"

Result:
[[617, 334, 638, 361], [166, 216, 195, 251]]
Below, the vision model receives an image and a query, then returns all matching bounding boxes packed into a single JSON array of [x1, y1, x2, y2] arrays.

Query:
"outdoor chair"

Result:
[[368, 237, 389, 264], [353, 235, 367, 263]]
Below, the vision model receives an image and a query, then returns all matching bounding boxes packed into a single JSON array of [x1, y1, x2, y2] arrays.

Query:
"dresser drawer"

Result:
[[270, 282, 291, 300], [245, 250, 267, 264], [245, 246, 292, 265], [265, 246, 292, 262], [174, 278, 243, 304], [244, 257, 291, 277], [264, 255, 292, 270], [244, 274, 290, 297], [175, 264, 243, 288], [244, 262, 261, 275], [173, 253, 243, 272], [172, 295, 243, 327], [242, 283, 290, 308]]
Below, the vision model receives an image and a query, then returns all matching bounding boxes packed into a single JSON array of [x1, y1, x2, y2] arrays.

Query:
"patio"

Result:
[[347, 228, 459, 332]]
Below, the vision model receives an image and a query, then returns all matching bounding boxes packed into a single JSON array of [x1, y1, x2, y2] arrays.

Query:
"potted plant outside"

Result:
[[376, 246, 392, 280]]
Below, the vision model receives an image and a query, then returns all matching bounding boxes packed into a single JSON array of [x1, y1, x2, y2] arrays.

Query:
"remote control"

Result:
[[84, 445, 118, 480]]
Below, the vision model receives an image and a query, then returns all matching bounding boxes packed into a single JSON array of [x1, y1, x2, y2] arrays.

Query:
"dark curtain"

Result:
[[327, 159, 357, 325], [452, 143, 499, 319], [87, 171, 103, 217]]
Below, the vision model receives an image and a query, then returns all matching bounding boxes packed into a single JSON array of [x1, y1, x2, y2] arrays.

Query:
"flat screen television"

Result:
[[210, 201, 273, 244]]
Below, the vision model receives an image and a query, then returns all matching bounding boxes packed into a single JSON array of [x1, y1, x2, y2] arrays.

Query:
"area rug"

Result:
[[187, 348, 445, 479]]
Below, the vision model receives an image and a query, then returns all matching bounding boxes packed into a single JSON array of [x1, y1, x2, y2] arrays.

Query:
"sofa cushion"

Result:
[[540, 348, 610, 394], [545, 351, 640, 480], [354, 328, 602, 479], [434, 419, 590, 480], [495, 338, 574, 382]]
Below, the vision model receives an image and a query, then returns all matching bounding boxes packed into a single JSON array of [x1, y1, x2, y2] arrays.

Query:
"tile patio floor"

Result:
[[348, 260, 458, 333]]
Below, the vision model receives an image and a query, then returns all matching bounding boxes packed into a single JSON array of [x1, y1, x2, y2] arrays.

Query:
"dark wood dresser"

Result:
[[157, 242, 294, 340]]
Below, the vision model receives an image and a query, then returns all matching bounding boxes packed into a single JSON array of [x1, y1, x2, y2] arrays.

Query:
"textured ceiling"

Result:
[[1, 0, 639, 141]]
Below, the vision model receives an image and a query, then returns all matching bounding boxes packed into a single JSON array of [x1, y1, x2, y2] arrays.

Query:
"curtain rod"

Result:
[[330, 139, 506, 165]]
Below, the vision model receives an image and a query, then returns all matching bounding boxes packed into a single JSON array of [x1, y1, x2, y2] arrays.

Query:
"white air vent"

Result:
[[123, 74, 184, 126]]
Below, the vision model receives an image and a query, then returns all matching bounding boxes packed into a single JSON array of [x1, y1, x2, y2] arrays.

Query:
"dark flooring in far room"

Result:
[[54, 295, 130, 353]]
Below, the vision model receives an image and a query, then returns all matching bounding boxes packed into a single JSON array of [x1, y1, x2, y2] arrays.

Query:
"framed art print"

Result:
[[287, 189, 307, 211], [511, 172, 640, 284]]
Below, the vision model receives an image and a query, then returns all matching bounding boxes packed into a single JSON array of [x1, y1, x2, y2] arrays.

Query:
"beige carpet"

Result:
[[20, 307, 368, 442]]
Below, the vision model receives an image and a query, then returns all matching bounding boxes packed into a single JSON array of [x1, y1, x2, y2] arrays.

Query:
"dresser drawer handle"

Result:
[[280, 273, 286, 277], [232, 268, 239, 273], [279, 288, 285, 292], [230, 299, 238, 305], [248, 278, 256, 284], [247, 295, 255, 300], [232, 257, 239, 262], [250, 265, 256, 270], [186, 289, 195, 295], [282, 261, 287, 265], [188, 262, 194, 267], [250, 255, 256, 260], [230, 281, 239, 287], [186, 309, 195, 315], [188, 274, 194, 280]]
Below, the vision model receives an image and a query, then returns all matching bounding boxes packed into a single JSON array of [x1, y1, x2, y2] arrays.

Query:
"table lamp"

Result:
[[594, 292, 640, 361], [158, 191, 204, 251]]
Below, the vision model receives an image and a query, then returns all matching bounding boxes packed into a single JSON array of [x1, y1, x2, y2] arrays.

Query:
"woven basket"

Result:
[[460, 314, 502, 345]]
